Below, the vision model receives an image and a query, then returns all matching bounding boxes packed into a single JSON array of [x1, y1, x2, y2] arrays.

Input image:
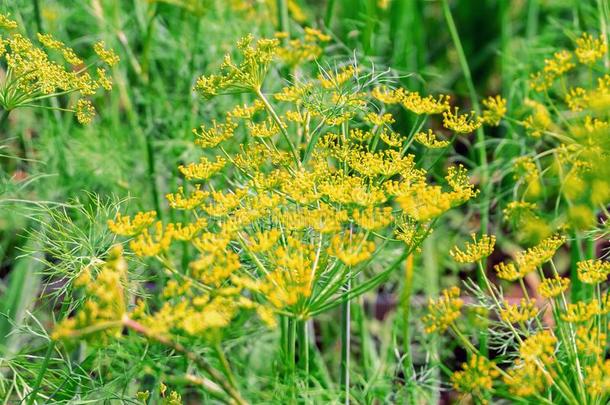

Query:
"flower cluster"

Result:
[[508, 32, 610, 239], [102, 33, 502, 336], [0, 13, 117, 123], [430, 231, 610, 403]]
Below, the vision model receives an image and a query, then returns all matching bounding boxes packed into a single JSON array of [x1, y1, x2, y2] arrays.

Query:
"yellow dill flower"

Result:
[[500, 298, 538, 323], [575, 326, 606, 356], [37, 33, 83, 65], [576, 259, 610, 284], [192, 232, 231, 253], [276, 32, 326, 67], [451, 355, 499, 400], [193, 119, 237, 148], [195, 34, 279, 96], [203, 189, 247, 217], [539, 276, 570, 299], [481, 95, 507, 126], [321, 175, 387, 206], [445, 164, 479, 200], [414, 129, 450, 148], [401, 91, 450, 115], [0, 13, 18, 29], [93, 40, 120, 66], [274, 83, 313, 102], [248, 117, 282, 138], [371, 86, 404, 104], [75, 99, 96, 125], [327, 234, 376, 266], [52, 245, 127, 344], [575, 33, 607, 65], [515, 234, 565, 273], [449, 234, 496, 264], [190, 250, 241, 286], [0, 27, 115, 121], [494, 261, 523, 281], [352, 206, 393, 231], [318, 65, 357, 89], [513, 156, 542, 199], [422, 286, 463, 333], [349, 128, 373, 142], [245, 229, 281, 253], [364, 112, 395, 126], [324, 111, 354, 126], [172, 219, 208, 241], [378, 129, 403, 147], [97, 67, 113, 91], [585, 359, 610, 396], [502, 201, 538, 223], [442, 108, 482, 133], [303, 27, 331, 42], [397, 183, 452, 222], [108, 211, 157, 236], [519, 330, 557, 364], [227, 100, 265, 119], [530, 50, 575, 91], [130, 222, 174, 257], [522, 99, 552, 138], [504, 359, 549, 397], [178, 156, 226, 181], [166, 185, 209, 210], [561, 299, 599, 323], [565, 87, 589, 112]]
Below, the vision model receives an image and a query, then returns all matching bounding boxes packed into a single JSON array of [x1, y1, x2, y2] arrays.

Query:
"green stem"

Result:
[[324, 0, 337, 28], [297, 320, 309, 386], [26, 342, 54, 405], [32, 0, 43, 32], [400, 254, 415, 398], [276, 0, 290, 41], [214, 342, 238, 391], [340, 277, 350, 404]]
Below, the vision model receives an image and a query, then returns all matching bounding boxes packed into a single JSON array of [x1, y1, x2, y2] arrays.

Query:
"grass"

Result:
[[1, 0, 609, 404]]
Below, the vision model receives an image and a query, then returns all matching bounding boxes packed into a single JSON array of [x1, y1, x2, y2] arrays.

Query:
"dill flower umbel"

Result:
[[499, 299, 538, 323], [519, 330, 557, 364], [52, 245, 127, 344], [0, 14, 117, 123], [538, 275, 570, 298], [576, 259, 610, 284], [449, 234, 496, 264], [422, 286, 463, 333], [451, 355, 499, 401]]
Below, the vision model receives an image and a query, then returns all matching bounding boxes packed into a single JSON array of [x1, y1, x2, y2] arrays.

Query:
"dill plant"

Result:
[[49, 30, 505, 402], [427, 232, 610, 404], [501, 32, 610, 301]]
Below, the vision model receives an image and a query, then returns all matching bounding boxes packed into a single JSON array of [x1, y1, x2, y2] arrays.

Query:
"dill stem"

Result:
[[276, 0, 290, 42], [287, 317, 297, 398], [122, 317, 249, 405], [297, 320, 310, 387], [340, 276, 350, 404], [27, 285, 73, 405], [324, 0, 336, 28], [32, 0, 43, 32], [26, 342, 54, 405], [400, 254, 415, 393], [214, 342, 238, 390]]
